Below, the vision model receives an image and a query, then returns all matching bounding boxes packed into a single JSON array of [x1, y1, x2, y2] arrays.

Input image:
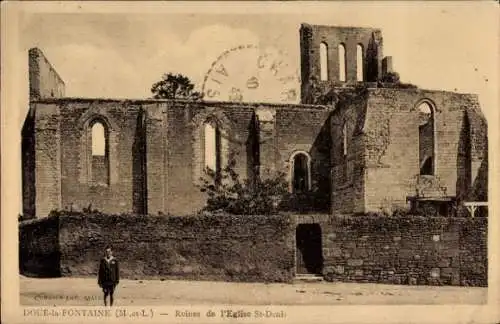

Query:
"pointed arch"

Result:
[[192, 109, 232, 185], [88, 117, 110, 185]]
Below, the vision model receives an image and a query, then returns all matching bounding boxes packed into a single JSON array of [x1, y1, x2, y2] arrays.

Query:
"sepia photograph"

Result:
[[1, 1, 499, 323]]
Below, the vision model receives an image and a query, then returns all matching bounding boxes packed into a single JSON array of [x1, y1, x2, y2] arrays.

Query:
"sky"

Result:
[[3, 1, 499, 216], [16, 3, 499, 118]]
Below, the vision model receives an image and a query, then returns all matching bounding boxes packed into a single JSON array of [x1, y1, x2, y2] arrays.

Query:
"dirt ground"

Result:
[[19, 276, 487, 306]]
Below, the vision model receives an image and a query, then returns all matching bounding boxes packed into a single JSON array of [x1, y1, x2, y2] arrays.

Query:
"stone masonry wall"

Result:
[[322, 215, 487, 287], [55, 212, 295, 283], [22, 106, 36, 218], [362, 88, 488, 213], [57, 99, 149, 214], [142, 103, 167, 215], [27, 98, 332, 217], [19, 217, 60, 277], [26, 99, 166, 216], [275, 107, 332, 209], [300, 24, 383, 103], [19, 213, 487, 287], [28, 48, 65, 100], [330, 90, 366, 214], [34, 103, 62, 217], [165, 102, 255, 215], [164, 102, 332, 215]]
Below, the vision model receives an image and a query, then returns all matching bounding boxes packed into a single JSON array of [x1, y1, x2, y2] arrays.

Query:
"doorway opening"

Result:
[[296, 224, 323, 275]]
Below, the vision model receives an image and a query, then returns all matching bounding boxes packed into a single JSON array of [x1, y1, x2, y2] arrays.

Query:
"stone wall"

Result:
[[25, 98, 332, 217], [33, 103, 62, 218], [22, 106, 36, 218], [330, 89, 366, 214], [20, 212, 295, 283], [28, 48, 65, 100], [19, 217, 60, 277], [57, 99, 150, 215], [165, 102, 255, 215], [275, 106, 332, 211], [24, 90, 488, 218], [362, 88, 488, 213], [322, 215, 487, 287], [300, 24, 383, 103], [19, 212, 487, 287]]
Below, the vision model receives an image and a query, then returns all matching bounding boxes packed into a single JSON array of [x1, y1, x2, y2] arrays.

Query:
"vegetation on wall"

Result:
[[377, 72, 419, 89], [48, 203, 101, 218], [198, 156, 331, 215], [199, 158, 289, 215], [304, 76, 339, 105], [306, 72, 418, 106]]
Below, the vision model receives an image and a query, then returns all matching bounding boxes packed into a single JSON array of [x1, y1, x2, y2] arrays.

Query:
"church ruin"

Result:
[[22, 23, 488, 219]]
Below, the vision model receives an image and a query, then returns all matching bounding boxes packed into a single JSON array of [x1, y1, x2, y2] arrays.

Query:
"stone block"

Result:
[[437, 258, 451, 268], [430, 268, 440, 278], [333, 265, 345, 275], [352, 248, 369, 259], [335, 247, 345, 257], [440, 267, 456, 278], [347, 259, 364, 267], [326, 233, 337, 242], [359, 235, 370, 241]]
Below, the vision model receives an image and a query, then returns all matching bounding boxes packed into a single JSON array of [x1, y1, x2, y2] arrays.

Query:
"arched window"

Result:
[[418, 102, 435, 176], [338, 44, 346, 82], [90, 120, 109, 185], [204, 121, 222, 180], [92, 122, 106, 156], [193, 112, 231, 185], [356, 44, 364, 81], [290, 152, 311, 193], [319, 42, 329, 81], [342, 122, 348, 156]]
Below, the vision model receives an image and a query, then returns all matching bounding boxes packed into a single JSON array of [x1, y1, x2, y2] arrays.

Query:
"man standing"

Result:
[[98, 246, 119, 306]]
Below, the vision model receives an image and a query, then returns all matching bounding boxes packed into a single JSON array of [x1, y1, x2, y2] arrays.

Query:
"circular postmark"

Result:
[[202, 44, 300, 103]]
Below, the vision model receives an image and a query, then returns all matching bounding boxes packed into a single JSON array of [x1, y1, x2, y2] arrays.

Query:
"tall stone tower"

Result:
[[299, 24, 386, 104]]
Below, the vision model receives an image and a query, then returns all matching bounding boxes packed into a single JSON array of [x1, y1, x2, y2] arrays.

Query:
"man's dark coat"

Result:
[[98, 257, 119, 287]]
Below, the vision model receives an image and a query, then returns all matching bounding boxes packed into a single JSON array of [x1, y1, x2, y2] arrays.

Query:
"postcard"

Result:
[[1, 1, 499, 324]]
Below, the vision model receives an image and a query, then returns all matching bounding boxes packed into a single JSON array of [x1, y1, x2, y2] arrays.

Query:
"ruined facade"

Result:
[[22, 24, 488, 218]]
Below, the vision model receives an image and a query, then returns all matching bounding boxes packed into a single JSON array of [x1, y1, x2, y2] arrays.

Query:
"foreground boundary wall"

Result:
[[19, 213, 487, 286], [19, 213, 295, 283], [19, 216, 60, 277], [322, 215, 487, 287]]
